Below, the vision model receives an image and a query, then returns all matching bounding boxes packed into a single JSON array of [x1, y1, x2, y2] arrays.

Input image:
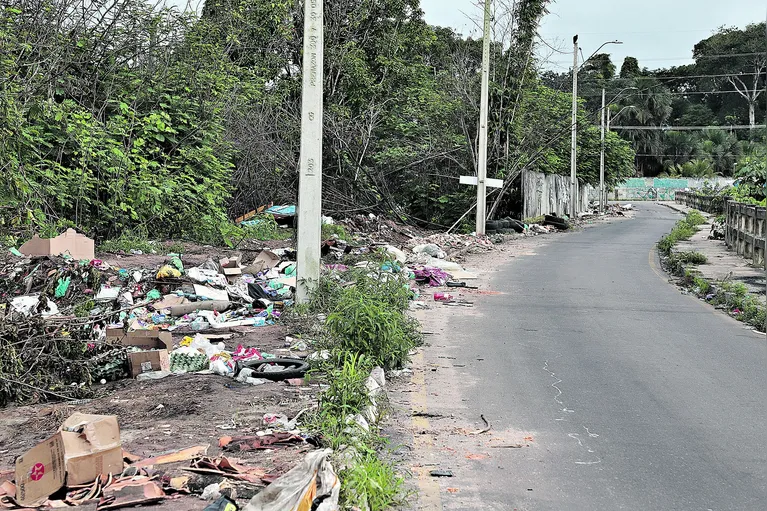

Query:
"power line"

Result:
[[548, 51, 767, 65], [610, 124, 765, 130], [579, 89, 766, 97]]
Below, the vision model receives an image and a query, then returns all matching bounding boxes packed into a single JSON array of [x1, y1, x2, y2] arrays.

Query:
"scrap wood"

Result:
[[132, 445, 209, 468], [218, 433, 304, 452], [183, 457, 268, 483], [98, 479, 165, 510]]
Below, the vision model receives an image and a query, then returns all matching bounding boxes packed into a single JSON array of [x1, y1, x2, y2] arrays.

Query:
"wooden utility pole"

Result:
[[475, 0, 492, 235], [296, 0, 324, 303]]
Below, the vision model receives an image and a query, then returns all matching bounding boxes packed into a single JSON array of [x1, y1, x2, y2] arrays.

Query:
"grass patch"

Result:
[[339, 452, 406, 510], [658, 210, 706, 255], [98, 235, 157, 254], [676, 251, 707, 265]]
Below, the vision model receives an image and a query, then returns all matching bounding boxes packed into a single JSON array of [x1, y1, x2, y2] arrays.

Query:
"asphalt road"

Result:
[[425, 203, 767, 510]]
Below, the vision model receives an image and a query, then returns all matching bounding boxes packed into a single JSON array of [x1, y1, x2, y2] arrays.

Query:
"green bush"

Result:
[[677, 251, 707, 265], [339, 453, 406, 511], [658, 210, 707, 255], [322, 223, 348, 240], [326, 286, 419, 370]]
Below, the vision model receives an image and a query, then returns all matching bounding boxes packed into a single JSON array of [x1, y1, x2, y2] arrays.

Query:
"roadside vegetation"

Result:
[[287, 261, 421, 509], [659, 211, 766, 332]]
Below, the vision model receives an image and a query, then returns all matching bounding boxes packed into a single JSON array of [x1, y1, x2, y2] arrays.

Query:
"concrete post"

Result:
[[296, 0, 324, 303], [570, 35, 579, 219], [475, 0, 492, 235]]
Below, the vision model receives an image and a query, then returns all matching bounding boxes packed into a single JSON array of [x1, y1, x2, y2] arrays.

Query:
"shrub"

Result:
[[326, 286, 419, 370], [339, 453, 406, 511], [677, 251, 707, 265]]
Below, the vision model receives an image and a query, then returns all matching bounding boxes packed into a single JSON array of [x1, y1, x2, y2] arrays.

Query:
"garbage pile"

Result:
[[0, 246, 302, 405], [0, 411, 336, 510]]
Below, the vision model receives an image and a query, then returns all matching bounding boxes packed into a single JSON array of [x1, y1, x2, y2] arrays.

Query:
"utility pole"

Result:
[[570, 35, 579, 219], [599, 87, 606, 214], [475, 0, 492, 235], [296, 0, 324, 303]]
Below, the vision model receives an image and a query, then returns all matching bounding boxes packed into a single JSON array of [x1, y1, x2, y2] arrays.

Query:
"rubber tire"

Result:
[[238, 358, 309, 381], [499, 228, 515, 234], [485, 229, 498, 235], [486, 220, 500, 230], [508, 219, 525, 233]]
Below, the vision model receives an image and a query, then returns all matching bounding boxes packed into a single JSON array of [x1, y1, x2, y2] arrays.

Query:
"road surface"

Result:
[[409, 203, 767, 510]]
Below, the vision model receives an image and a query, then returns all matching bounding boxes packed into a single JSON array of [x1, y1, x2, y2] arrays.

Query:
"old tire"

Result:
[[238, 358, 309, 381]]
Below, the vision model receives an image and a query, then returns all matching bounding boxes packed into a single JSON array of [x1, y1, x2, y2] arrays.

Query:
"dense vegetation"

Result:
[[544, 22, 767, 180], [1, 0, 636, 242]]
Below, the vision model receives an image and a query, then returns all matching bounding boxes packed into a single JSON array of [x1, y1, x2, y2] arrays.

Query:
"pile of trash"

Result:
[[0, 410, 338, 510], [0, 236, 303, 404]]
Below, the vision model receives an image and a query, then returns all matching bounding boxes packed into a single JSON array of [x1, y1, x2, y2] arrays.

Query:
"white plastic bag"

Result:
[[243, 449, 339, 511]]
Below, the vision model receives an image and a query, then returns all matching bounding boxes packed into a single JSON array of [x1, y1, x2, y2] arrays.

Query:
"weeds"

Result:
[[326, 287, 419, 370], [98, 235, 157, 254], [677, 251, 707, 264], [339, 453, 406, 511], [658, 210, 707, 255], [322, 223, 348, 240]]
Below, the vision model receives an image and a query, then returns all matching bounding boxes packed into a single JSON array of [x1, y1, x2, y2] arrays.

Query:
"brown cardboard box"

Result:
[[59, 413, 122, 485], [15, 413, 122, 505], [128, 349, 170, 378], [15, 435, 66, 507], [106, 329, 172, 351], [18, 229, 95, 261]]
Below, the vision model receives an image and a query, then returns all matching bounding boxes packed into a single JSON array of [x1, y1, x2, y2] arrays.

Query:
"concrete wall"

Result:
[[725, 201, 766, 267], [614, 177, 734, 201], [522, 170, 596, 219]]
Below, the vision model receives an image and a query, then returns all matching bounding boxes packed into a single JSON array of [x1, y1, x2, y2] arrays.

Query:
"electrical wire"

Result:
[[609, 124, 765, 130]]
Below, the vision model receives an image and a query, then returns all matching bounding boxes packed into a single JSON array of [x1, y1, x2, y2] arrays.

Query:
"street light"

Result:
[[570, 38, 623, 218], [599, 86, 637, 213]]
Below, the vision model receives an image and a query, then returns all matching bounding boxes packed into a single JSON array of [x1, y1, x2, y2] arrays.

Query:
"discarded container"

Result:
[[128, 349, 170, 378], [18, 228, 95, 261], [15, 413, 123, 506], [433, 292, 453, 302]]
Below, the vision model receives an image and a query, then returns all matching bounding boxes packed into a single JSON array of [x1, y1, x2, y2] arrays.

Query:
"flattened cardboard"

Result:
[[19, 229, 95, 261], [15, 434, 65, 506], [106, 329, 172, 351], [58, 414, 122, 485], [128, 350, 170, 378]]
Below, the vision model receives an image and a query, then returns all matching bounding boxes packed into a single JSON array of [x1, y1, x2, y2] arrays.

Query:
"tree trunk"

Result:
[[749, 100, 756, 128]]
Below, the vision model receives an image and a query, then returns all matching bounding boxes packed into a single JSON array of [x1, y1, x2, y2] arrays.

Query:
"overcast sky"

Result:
[[420, 0, 767, 71]]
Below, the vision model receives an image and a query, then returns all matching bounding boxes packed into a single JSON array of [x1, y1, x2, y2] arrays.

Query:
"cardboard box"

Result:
[[128, 349, 170, 378], [15, 435, 66, 507], [15, 414, 122, 505], [18, 229, 95, 261], [106, 329, 172, 351]]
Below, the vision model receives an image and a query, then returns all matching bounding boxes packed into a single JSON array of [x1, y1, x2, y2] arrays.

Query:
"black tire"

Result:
[[486, 220, 500, 230], [499, 228, 515, 234], [485, 229, 498, 235], [237, 358, 309, 381]]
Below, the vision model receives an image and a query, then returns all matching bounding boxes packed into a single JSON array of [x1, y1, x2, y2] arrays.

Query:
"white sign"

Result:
[[460, 176, 504, 188]]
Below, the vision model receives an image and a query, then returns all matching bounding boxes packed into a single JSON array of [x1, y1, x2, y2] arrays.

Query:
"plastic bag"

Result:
[[243, 449, 339, 511]]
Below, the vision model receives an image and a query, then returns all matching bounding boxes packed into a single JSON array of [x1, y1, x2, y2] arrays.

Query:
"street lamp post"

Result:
[[599, 87, 637, 213], [570, 38, 622, 218]]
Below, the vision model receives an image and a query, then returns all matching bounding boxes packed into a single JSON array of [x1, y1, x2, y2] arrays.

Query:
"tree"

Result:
[[620, 57, 640, 78], [693, 23, 767, 128]]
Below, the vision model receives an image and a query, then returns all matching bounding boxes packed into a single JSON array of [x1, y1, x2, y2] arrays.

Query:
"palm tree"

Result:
[[613, 76, 673, 175], [662, 131, 697, 170], [696, 129, 740, 175]]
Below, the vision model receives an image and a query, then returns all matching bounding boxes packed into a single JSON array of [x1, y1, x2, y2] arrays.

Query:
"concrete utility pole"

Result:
[[475, 0, 492, 235], [599, 87, 606, 214], [570, 35, 579, 219], [296, 0, 324, 303]]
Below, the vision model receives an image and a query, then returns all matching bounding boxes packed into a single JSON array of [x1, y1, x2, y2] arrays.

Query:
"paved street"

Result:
[[412, 203, 767, 510]]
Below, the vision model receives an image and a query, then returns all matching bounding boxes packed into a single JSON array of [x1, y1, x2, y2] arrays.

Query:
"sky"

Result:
[[419, 0, 767, 72]]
